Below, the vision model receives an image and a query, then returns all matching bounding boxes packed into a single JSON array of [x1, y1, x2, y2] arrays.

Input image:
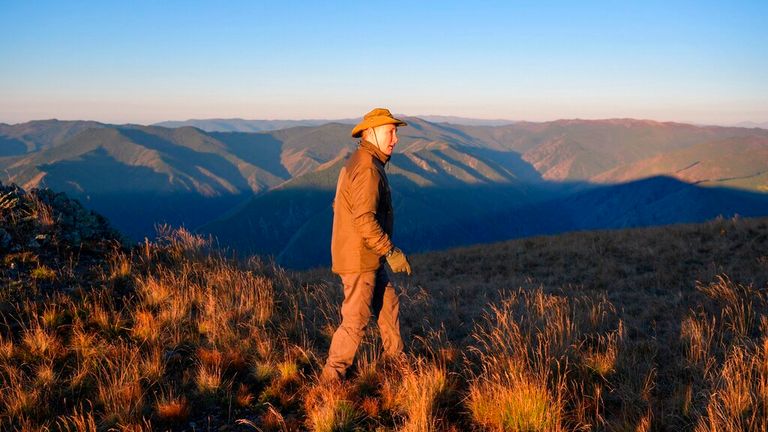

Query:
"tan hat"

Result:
[[351, 108, 407, 138]]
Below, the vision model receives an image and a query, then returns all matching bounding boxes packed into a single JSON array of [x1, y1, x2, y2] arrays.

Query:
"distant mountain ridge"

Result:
[[416, 115, 517, 126], [733, 121, 768, 129], [151, 115, 520, 132], [0, 119, 106, 156], [152, 118, 357, 132]]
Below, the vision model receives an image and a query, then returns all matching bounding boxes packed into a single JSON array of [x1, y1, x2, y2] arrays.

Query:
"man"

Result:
[[320, 107, 412, 382]]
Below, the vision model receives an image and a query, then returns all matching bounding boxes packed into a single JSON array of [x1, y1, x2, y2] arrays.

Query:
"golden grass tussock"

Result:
[[35, 359, 57, 388], [21, 322, 62, 359], [694, 340, 768, 431], [468, 365, 561, 432], [69, 323, 107, 362], [195, 354, 224, 394], [28, 192, 56, 227], [94, 345, 145, 424], [108, 248, 133, 280], [304, 382, 362, 432], [154, 223, 213, 261], [55, 405, 99, 432], [393, 359, 454, 432], [135, 273, 173, 307], [154, 389, 190, 423], [681, 312, 717, 369], [130, 309, 159, 343], [252, 359, 277, 383], [40, 302, 65, 329], [203, 265, 275, 329], [235, 382, 256, 408], [259, 358, 304, 408], [0, 334, 14, 360], [30, 264, 56, 280], [580, 325, 622, 378], [467, 289, 570, 432], [697, 274, 764, 340], [139, 344, 165, 384], [0, 365, 41, 418]]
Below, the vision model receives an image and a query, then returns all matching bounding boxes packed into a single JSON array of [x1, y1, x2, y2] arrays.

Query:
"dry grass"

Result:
[[195, 350, 224, 394], [304, 382, 362, 432], [108, 249, 132, 280], [28, 192, 56, 227], [154, 389, 190, 423], [465, 289, 574, 432], [0, 217, 766, 430], [0, 365, 40, 418], [394, 359, 453, 432], [21, 322, 61, 359], [468, 367, 560, 432], [95, 345, 145, 424], [55, 405, 99, 432]]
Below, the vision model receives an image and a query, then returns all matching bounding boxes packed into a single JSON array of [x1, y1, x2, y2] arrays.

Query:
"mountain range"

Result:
[[2, 117, 767, 268], [151, 115, 517, 132]]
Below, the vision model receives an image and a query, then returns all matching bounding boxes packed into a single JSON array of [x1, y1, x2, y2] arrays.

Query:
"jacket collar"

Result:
[[359, 139, 391, 165]]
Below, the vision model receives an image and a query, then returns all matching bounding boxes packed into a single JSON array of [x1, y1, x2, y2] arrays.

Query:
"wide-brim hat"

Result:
[[351, 108, 407, 138]]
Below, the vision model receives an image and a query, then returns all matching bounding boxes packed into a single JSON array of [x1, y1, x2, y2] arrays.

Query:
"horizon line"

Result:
[[2, 115, 766, 129]]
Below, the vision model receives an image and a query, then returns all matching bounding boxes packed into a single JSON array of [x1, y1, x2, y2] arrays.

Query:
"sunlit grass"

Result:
[[1, 218, 766, 430]]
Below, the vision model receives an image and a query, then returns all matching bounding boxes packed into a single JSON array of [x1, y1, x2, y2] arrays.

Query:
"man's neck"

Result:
[[360, 139, 391, 164]]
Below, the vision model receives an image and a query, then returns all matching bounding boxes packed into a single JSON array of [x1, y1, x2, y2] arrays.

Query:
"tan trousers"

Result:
[[321, 266, 403, 381]]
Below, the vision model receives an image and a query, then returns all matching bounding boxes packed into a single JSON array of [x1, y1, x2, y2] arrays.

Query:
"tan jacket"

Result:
[[331, 140, 394, 274]]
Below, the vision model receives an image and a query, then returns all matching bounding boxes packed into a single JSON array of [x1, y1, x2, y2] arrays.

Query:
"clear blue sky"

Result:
[[1, 1, 766, 125]]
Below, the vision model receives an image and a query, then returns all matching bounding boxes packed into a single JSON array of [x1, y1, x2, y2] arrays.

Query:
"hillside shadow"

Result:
[[209, 131, 291, 179], [0, 136, 27, 157]]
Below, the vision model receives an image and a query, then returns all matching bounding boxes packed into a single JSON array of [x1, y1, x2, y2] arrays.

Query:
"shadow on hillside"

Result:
[[0, 136, 27, 157], [210, 131, 291, 180], [86, 191, 253, 242]]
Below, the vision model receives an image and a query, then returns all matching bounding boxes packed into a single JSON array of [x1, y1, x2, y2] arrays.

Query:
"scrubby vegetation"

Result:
[[1, 182, 767, 431]]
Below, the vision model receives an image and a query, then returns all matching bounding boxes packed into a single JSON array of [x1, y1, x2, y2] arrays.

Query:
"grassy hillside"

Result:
[[594, 135, 768, 191], [2, 182, 767, 430]]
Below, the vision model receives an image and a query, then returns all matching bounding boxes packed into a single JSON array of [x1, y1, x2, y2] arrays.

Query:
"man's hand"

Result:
[[386, 247, 412, 275]]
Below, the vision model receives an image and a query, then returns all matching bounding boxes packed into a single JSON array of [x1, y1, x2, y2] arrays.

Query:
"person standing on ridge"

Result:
[[320, 107, 412, 382]]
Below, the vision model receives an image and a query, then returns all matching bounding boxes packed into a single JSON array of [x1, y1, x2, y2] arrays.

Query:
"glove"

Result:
[[386, 247, 412, 275]]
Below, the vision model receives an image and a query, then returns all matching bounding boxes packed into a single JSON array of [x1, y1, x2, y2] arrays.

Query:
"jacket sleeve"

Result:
[[349, 167, 393, 256]]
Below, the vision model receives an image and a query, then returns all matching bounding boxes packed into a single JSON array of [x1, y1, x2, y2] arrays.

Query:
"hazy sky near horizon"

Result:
[[1, 1, 766, 125]]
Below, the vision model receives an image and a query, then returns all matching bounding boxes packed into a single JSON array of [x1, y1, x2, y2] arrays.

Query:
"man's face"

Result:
[[369, 124, 399, 155]]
